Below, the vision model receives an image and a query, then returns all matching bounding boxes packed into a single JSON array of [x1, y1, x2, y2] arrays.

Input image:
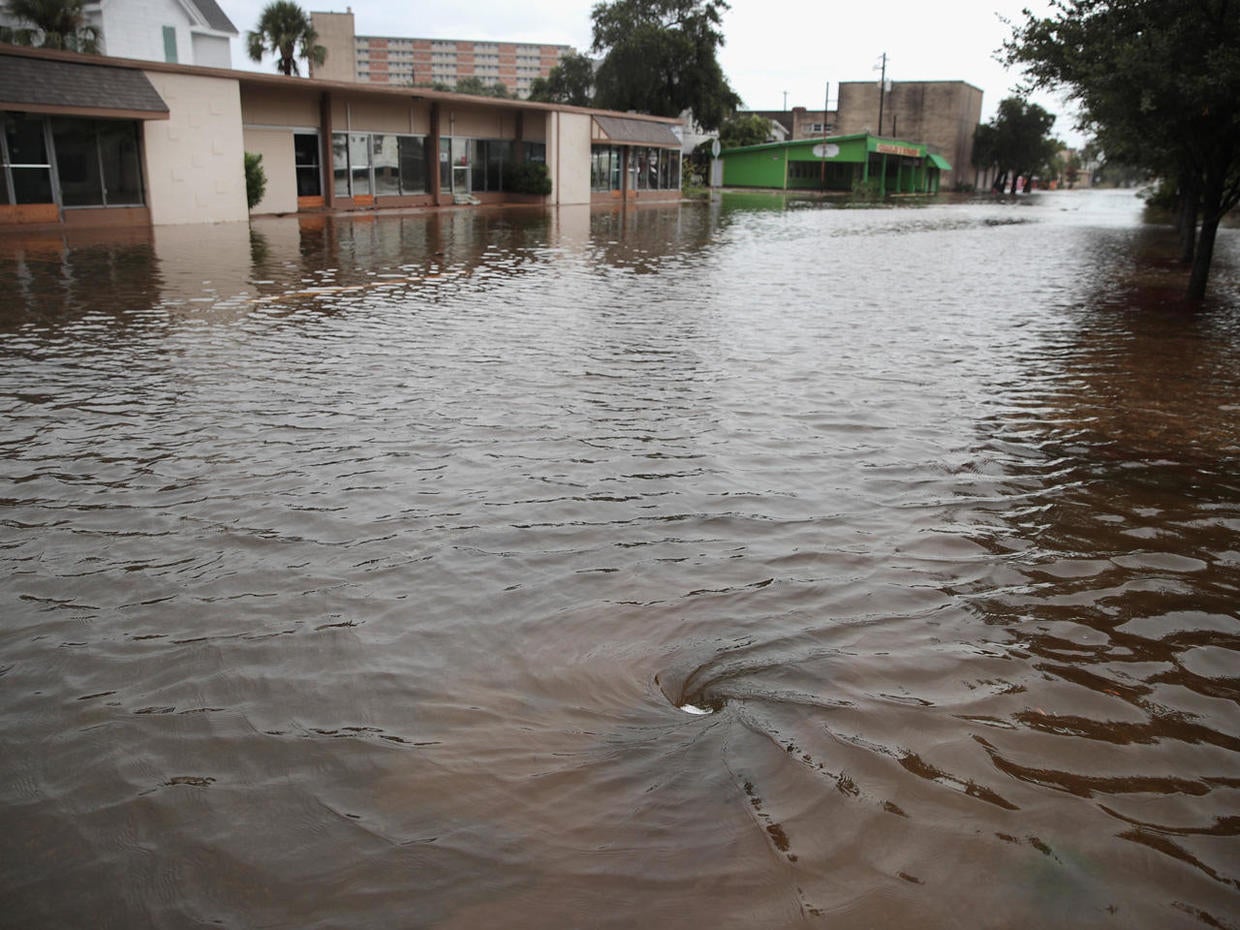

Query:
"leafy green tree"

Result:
[[527, 52, 595, 106], [717, 113, 773, 149], [246, 0, 325, 77], [972, 98, 1058, 193], [244, 152, 267, 209], [590, 0, 740, 131], [1004, 0, 1240, 299], [453, 76, 512, 98], [0, 0, 99, 51]]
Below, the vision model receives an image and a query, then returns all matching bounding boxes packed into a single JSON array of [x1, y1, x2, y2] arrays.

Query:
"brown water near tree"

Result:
[[1, 191, 1237, 929]]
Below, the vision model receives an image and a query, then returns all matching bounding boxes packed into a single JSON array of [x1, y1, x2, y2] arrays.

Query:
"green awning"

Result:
[[926, 153, 952, 171]]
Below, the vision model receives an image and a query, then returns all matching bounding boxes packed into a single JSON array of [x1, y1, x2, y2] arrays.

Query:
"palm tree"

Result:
[[246, 0, 325, 77], [1, 0, 100, 52]]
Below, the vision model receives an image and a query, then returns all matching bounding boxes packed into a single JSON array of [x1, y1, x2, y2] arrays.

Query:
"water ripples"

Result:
[[1, 191, 1238, 928]]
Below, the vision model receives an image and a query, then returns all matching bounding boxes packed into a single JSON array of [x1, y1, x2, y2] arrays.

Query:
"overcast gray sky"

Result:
[[227, 0, 1084, 144]]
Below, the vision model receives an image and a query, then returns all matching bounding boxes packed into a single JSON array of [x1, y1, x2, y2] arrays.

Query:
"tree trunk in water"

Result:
[[1177, 171, 1199, 265], [1188, 213, 1219, 301], [1188, 163, 1225, 301]]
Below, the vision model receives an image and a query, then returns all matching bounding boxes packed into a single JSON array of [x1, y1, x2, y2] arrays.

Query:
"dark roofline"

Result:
[[720, 132, 931, 156], [0, 44, 682, 124], [186, 0, 239, 35], [836, 78, 984, 94]]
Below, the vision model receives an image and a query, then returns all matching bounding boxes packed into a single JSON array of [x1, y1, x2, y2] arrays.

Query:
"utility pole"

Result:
[[876, 52, 887, 137], [820, 81, 829, 189], [782, 90, 788, 111]]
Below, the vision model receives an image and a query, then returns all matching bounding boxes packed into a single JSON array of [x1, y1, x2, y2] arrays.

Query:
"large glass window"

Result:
[[2, 114, 53, 204], [51, 119, 101, 206], [372, 134, 399, 196], [97, 121, 142, 204], [628, 146, 679, 191], [591, 144, 620, 192], [332, 133, 349, 196], [333, 131, 429, 198], [2, 114, 143, 208]]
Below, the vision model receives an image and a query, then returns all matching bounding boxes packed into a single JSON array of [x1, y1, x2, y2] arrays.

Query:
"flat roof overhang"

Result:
[[592, 114, 682, 147]]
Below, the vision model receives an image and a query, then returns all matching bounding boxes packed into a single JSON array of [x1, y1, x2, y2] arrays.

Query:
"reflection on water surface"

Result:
[[1, 191, 1238, 929]]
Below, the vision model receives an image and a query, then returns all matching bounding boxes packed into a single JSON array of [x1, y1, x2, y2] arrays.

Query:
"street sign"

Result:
[[711, 139, 721, 158], [812, 143, 840, 158]]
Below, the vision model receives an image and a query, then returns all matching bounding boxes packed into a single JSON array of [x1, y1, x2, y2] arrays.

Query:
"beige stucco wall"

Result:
[[548, 111, 592, 206], [522, 111, 548, 144], [243, 128, 297, 215], [836, 81, 982, 189], [242, 86, 322, 128], [440, 103, 522, 140], [142, 71, 248, 225], [331, 96, 431, 135]]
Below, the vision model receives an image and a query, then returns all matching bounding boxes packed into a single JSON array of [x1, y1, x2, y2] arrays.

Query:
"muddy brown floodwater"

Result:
[[1, 190, 1238, 929]]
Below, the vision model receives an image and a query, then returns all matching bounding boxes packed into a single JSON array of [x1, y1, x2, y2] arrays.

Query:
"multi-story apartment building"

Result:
[[310, 10, 571, 98]]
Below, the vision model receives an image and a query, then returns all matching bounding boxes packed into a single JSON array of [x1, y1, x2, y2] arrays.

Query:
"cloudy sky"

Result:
[[226, 0, 1084, 143]]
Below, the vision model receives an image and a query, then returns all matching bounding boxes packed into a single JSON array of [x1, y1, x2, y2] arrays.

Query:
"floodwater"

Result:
[[1, 190, 1238, 929]]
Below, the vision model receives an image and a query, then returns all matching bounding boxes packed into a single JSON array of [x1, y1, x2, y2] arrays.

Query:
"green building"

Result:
[[720, 133, 951, 195]]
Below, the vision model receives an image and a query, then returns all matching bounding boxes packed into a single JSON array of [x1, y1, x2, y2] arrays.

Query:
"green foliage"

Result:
[[527, 52, 595, 106], [717, 113, 773, 150], [503, 161, 553, 196], [1, 0, 99, 51], [247, 0, 325, 76], [590, 0, 740, 131], [973, 97, 1059, 193], [1004, 0, 1240, 298], [244, 152, 267, 209], [453, 76, 513, 98]]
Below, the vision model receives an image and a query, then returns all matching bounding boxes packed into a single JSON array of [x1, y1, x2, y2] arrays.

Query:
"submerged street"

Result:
[[1, 190, 1237, 928]]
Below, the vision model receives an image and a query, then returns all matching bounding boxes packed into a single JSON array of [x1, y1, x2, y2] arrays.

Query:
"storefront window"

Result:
[[332, 133, 349, 197], [591, 145, 620, 192], [334, 131, 429, 197], [371, 134, 399, 196], [3, 114, 53, 204], [51, 119, 102, 206], [3, 114, 143, 208]]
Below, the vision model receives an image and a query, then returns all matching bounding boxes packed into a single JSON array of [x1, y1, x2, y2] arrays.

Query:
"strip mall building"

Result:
[[0, 45, 684, 229]]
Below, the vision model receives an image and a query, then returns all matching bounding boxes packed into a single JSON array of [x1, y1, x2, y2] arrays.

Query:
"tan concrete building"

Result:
[[835, 81, 982, 191], [310, 10, 572, 98]]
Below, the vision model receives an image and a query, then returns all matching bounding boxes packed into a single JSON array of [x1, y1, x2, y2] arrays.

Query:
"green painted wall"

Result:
[[721, 147, 787, 189], [721, 134, 942, 194]]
